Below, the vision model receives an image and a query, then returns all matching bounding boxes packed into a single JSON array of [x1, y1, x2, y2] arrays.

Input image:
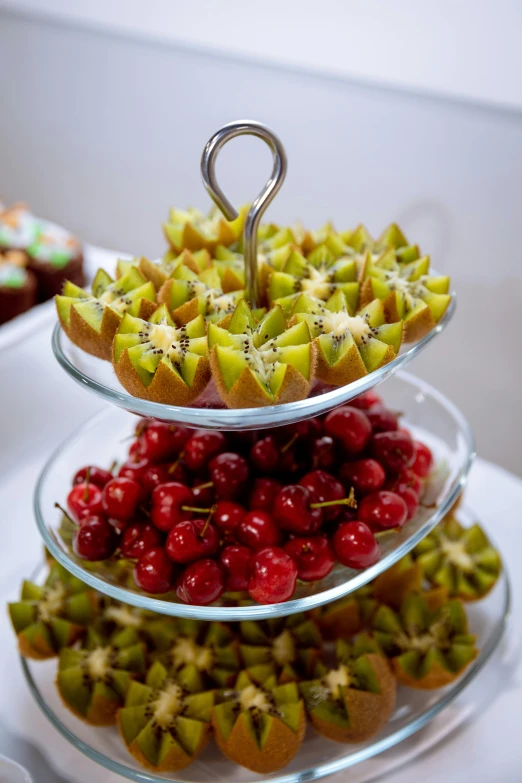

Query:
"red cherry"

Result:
[[349, 390, 382, 410], [166, 518, 219, 563], [118, 456, 150, 488], [141, 462, 188, 494], [396, 486, 419, 520], [150, 482, 195, 532], [249, 478, 282, 511], [412, 441, 433, 478], [134, 546, 175, 593], [139, 422, 191, 463], [366, 405, 399, 433], [184, 431, 227, 471], [213, 501, 245, 534], [358, 490, 408, 529], [250, 436, 279, 473], [273, 485, 323, 534], [101, 477, 141, 522], [372, 431, 416, 473], [333, 521, 381, 569], [219, 545, 252, 591], [128, 440, 142, 458], [176, 559, 225, 605], [209, 453, 249, 499], [339, 459, 386, 495], [191, 481, 216, 506], [72, 466, 113, 489], [237, 510, 282, 550], [284, 535, 335, 581], [324, 406, 372, 455], [386, 467, 422, 496], [299, 470, 345, 521], [121, 522, 162, 559], [279, 419, 322, 441], [73, 516, 118, 560], [248, 547, 298, 604], [310, 436, 336, 471], [67, 483, 103, 522]]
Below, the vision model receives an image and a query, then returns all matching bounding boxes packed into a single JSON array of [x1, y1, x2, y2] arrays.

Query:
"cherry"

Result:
[[166, 518, 219, 563], [191, 481, 216, 506], [219, 545, 252, 591], [333, 521, 381, 569], [284, 535, 335, 581], [141, 462, 189, 494], [237, 510, 282, 550], [280, 418, 322, 441], [339, 459, 386, 495], [176, 559, 225, 605], [396, 486, 419, 520], [273, 485, 323, 534], [386, 467, 422, 496], [310, 436, 336, 471], [248, 547, 298, 604], [324, 406, 372, 455], [358, 490, 408, 529], [72, 466, 112, 489], [184, 431, 226, 471], [299, 470, 345, 521], [213, 501, 245, 534], [372, 431, 416, 473], [150, 482, 195, 532], [134, 546, 175, 593], [139, 422, 191, 463], [250, 436, 279, 473], [67, 482, 103, 522], [349, 390, 382, 410], [249, 478, 282, 511], [209, 453, 249, 499], [412, 441, 433, 478], [121, 522, 162, 559], [101, 477, 141, 522], [118, 456, 150, 488], [73, 516, 118, 560], [128, 440, 142, 458], [366, 405, 398, 433]]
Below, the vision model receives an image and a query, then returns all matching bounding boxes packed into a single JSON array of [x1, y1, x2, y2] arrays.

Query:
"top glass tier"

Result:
[[52, 295, 455, 430]]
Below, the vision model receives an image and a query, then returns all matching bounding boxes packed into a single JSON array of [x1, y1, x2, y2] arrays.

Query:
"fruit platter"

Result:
[[9, 120, 509, 782]]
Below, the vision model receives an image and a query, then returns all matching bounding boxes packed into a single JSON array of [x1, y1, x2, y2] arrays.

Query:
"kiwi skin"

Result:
[[57, 684, 122, 726]]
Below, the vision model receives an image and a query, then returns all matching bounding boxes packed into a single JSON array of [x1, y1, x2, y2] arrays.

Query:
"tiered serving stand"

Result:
[[24, 122, 510, 782]]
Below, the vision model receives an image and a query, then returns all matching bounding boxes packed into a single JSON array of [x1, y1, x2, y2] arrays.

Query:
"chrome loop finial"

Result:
[[201, 120, 288, 309]]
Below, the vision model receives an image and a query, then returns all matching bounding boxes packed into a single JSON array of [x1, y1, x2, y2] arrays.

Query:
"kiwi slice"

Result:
[[239, 615, 323, 682], [299, 635, 396, 743], [291, 290, 403, 386], [311, 586, 378, 640], [112, 304, 211, 405], [412, 515, 502, 601], [150, 617, 240, 688], [212, 668, 306, 773], [57, 627, 146, 725], [8, 563, 99, 660], [359, 249, 451, 342], [208, 299, 316, 408], [118, 659, 213, 772], [158, 262, 246, 326], [267, 246, 359, 316], [116, 251, 201, 292], [372, 593, 478, 689], [163, 205, 246, 255], [340, 222, 419, 263], [55, 267, 157, 360]]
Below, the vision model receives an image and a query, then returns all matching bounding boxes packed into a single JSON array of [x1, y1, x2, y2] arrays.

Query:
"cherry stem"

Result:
[[54, 502, 77, 527], [182, 506, 212, 514], [199, 505, 217, 538], [83, 467, 91, 501], [109, 460, 118, 474], [281, 433, 298, 454], [311, 488, 357, 510], [168, 452, 184, 474], [374, 528, 399, 538], [193, 481, 214, 490]]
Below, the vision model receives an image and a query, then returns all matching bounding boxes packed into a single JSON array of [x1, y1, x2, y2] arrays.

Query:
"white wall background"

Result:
[[0, 8, 521, 474]]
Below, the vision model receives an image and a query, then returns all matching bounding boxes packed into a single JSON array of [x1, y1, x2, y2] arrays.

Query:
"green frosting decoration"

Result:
[[0, 265, 27, 289]]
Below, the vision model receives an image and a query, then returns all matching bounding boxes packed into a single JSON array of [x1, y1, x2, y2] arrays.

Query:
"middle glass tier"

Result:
[[35, 371, 474, 620]]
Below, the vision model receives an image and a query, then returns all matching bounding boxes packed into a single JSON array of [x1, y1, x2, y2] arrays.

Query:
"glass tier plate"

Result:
[[20, 563, 510, 783], [51, 295, 455, 430], [35, 371, 475, 620]]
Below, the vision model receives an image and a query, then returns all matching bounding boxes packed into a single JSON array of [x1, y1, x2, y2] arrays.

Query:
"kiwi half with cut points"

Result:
[[118, 659, 213, 772], [158, 263, 245, 326], [208, 299, 316, 408], [212, 668, 306, 773], [163, 205, 246, 255], [359, 250, 451, 342], [57, 627, 146, 725], [55, 267, 157, 360], [412, 515, 502, 601], [372, 593, 478, 689], [267, 247, 359, 316], [8, 563, 99, 660], [291, 290, 403, 386], [116, 252, 201, 292], [239, 615, 323, 682], [112, 304, 210, 405], [299, 635, 396, 743], [311, 586, 378, 640]]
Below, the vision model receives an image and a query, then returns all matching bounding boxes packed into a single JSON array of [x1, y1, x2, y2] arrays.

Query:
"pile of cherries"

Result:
[[64, 391, 433, 606]]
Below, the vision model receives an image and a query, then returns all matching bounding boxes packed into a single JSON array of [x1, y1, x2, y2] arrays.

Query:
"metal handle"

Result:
[[201, 120, 288, 309]]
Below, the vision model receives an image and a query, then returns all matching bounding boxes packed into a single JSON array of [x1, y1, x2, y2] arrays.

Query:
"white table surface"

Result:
[[0, 248, 521, 783]]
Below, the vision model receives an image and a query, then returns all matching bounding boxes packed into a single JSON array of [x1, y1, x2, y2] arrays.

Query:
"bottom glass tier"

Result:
[[20, 568, 510, 783]]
